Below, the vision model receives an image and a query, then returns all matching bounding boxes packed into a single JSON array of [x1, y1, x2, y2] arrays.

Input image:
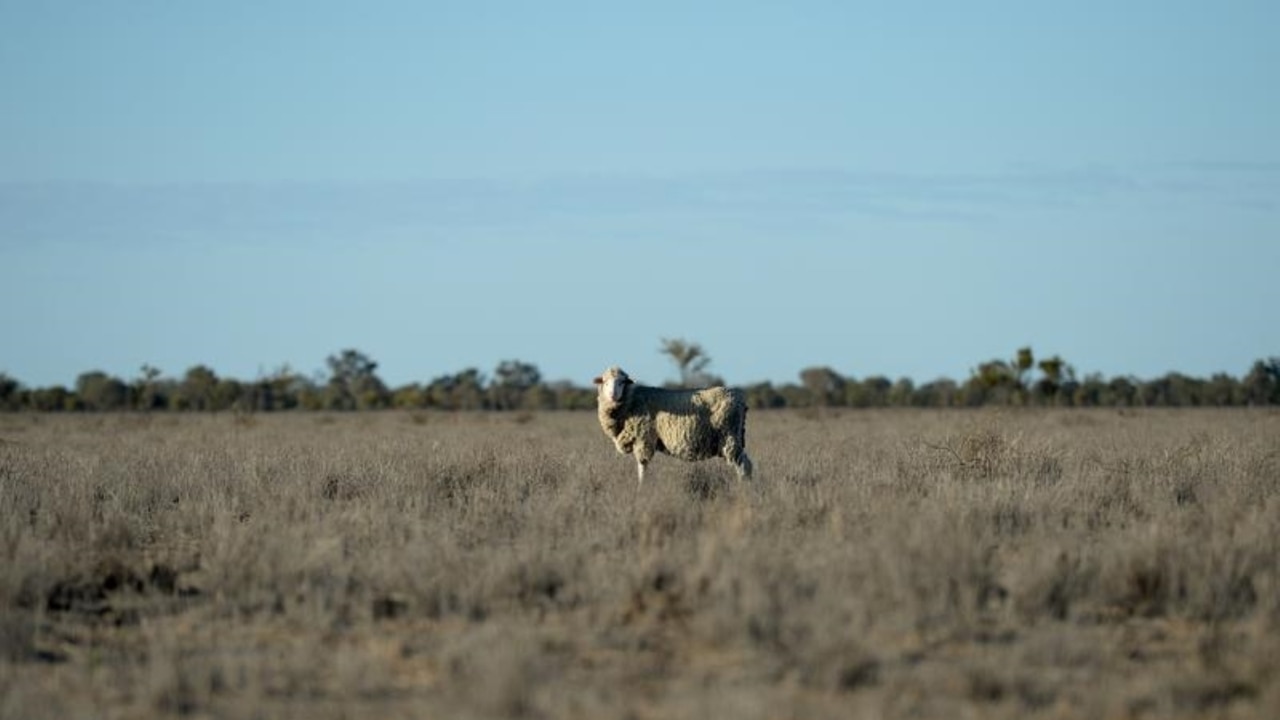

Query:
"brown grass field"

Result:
[[1, 408, 1278, 719]]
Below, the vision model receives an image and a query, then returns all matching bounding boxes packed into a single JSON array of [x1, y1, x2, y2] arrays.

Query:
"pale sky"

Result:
[[2, 1, 1277, 389]]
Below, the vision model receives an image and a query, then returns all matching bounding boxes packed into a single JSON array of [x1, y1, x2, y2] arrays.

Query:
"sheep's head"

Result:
[[593, 366, 633, 405]]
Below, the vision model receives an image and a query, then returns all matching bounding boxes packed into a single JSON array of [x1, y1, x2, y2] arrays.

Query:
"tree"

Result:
[[0, 373, 21, 411], [1014, 347, 1034, 390], [799, 366, 845, 407], [1107, 376, 1137, 407], [777, 382, 810, 408], [1073, 373, 1104, 406], [1033, 355, 1076, 405], [133, 364, 167, 411], [213, 378, 244, 411], [1204, 373, 1239, 406], [428, 368, 486, 411], [743, 382, 786, 409], [521, 383, 557, 411], [888, 377, 915, 406], [324, 349, 388, 410], [296, 378, 326, 411], [964, 360, 1015, 405], [174, 365, 219, 411], [490, 360, 542, 410], [842, 376, 893, 407], [913, 378, 959, 407], [1243, 358, 1280, 405], [1035, 356, 1061, 399], [75, 371, 129, 411], [29, 385, 72, 411], [659, 338, 718, 387], [9, 343, 1279, 413], [548, 380, 594, 410], [975, 360, 1016, 389], [966, 347, 1044, 406], [392, 383, 429, 409]]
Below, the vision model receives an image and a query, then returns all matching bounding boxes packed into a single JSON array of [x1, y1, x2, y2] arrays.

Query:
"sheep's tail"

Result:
[[737, 403, 748, 452]]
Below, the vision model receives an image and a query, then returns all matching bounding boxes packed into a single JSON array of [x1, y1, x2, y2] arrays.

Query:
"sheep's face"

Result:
[[593, 367, 632, 405]]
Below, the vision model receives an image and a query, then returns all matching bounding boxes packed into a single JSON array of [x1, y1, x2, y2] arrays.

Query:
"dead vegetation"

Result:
[[1, 408, 1278, 719]]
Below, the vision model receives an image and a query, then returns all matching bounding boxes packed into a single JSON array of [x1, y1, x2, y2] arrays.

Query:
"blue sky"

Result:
[[1, 1, 1277, 389]]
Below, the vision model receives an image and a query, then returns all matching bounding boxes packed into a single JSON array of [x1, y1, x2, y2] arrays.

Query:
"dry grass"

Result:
[[1, 408, 1278, 719]]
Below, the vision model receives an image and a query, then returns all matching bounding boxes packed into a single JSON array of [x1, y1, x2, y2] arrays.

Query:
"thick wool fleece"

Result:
[[597, 379, 751, 477]]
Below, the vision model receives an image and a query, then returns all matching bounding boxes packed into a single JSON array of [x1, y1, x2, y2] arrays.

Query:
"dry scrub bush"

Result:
[[0, 409, 1278, 719]]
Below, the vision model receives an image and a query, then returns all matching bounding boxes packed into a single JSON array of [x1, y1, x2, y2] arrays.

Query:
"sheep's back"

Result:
[[632, 385, 741, 461]]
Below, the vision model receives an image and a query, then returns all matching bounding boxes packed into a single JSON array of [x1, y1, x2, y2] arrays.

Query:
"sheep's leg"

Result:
[[633, 443, 655, 486], [726, 451, 752, 479], [723, 434, 753, 480]]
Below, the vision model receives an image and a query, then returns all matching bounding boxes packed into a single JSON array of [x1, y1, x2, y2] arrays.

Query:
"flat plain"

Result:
[[1, 408, 1278, 719]]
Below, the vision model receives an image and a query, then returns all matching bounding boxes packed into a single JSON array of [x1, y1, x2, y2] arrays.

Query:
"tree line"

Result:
[[1, 343, 1278, 413]]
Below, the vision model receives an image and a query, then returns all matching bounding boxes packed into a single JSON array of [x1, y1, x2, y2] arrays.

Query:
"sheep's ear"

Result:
[[592, 376, 603, 385]]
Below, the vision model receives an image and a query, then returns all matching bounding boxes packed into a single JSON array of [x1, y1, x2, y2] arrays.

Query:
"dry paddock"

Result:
[[1, 408, 1278, 719]]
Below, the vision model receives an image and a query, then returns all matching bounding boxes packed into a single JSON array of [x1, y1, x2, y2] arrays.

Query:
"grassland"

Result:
[[1, 408, 1278, 719]]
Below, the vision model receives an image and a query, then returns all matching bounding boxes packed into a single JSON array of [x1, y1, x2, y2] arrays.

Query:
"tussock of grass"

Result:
[[0, 409, 1278, 718]]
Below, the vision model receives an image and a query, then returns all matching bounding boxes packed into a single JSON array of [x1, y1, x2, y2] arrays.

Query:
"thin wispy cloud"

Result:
[[2, 163, 1265, 249]]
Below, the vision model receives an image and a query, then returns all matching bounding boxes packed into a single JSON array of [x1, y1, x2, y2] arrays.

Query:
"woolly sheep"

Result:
[[593, 366, 753, 484]]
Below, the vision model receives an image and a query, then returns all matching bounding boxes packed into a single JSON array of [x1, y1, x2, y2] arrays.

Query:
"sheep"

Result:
[[593, 366, 753, 485]]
